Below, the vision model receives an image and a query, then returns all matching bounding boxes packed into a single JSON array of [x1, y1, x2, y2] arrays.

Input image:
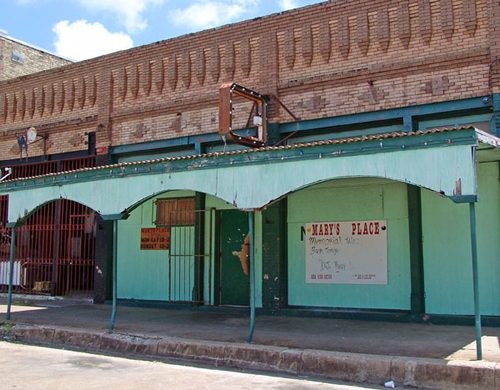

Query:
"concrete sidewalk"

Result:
[[1, 297, 500, 389]]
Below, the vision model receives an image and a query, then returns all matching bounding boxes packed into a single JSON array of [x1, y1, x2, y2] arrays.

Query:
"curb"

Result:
[[2, 324, 499, 389]]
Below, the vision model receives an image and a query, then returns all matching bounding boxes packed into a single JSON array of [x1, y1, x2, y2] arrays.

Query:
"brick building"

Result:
[[0, 32, 71, 81], [0, 0, 499, 354]]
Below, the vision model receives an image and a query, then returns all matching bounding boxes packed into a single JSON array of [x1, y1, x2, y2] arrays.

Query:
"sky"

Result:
[[0, 0, 324, 62]]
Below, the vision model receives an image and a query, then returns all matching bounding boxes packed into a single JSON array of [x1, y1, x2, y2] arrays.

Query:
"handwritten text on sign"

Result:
[[305, 221, 387, 284], [140, 227, 171, 250]]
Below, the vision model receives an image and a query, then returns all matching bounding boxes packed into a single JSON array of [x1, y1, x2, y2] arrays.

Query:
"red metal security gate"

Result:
[[0, 156, 97, 296], [0, 198, 96, 296]]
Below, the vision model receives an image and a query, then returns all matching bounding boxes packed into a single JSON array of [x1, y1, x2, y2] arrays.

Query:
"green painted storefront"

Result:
[[1, 125, 498, 340], [92, 162, 500, 316]]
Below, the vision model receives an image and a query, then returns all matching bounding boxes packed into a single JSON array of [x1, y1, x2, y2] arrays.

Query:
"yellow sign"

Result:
[[140, 227, 170, 250]]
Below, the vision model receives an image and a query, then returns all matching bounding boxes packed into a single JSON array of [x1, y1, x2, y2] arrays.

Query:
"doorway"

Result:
[[217, 210, 250, 306]]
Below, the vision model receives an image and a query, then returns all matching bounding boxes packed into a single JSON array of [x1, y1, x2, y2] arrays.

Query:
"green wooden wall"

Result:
[[287, 178, 411, 310], [422, 162, 500, 315], [117, 190, 194, 301]]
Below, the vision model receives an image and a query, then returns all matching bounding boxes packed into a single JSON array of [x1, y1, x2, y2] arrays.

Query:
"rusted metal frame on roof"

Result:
[[0, 128, 480, 193], [219, 82, 268, 148]]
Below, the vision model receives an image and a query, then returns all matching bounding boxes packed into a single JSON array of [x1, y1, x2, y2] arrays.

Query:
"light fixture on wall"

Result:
[[16, 126, 47, 161]]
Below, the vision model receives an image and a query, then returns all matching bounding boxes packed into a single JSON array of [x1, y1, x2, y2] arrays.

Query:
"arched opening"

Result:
[[117, 190, 213, 305], [0, 198, 98, 297], [283, 176, 411, 311], [116, 189, 256, 307]]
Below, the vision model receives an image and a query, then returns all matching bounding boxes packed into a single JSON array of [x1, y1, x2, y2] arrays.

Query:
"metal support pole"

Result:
[[6, 228, 16, 321], [469, 202, 482, 360], [247, 211, 255, 343], [108, 219, 118, 332]]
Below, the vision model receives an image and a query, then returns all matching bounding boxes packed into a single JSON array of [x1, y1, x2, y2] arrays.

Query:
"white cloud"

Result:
[[76, 0, 164, 32], [169, 0, 260, 30], [278, 0, 299, 10], [53, 20, 133, 61]]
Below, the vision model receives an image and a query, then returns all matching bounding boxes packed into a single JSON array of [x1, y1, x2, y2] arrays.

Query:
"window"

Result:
[[155, 198, 195, 226], [11, 51, 25, 64]]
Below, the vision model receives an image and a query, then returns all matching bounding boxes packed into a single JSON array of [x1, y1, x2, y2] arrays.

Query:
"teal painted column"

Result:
[[469, 202, 482, 360], [6, 227, 16, 321], [247, 211, 256, 343], [107, 218, 119, 333]]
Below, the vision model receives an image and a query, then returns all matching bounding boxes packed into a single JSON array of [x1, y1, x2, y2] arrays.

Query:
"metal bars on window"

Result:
[[155, 201, 213, 304]]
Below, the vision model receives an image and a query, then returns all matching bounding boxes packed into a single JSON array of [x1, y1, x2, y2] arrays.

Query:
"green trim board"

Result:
[[279, 97, 493, 135], [0, 127, 480, 194], [1, 128, 482, 224]]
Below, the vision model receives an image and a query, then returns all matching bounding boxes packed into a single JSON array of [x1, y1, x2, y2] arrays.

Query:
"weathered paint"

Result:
[[4, 144, 478, 224], [204, 195, 262, 307], [218, 210, 250, 305], [287, 178, 411, 310], [117, 191, 194, 301], [422, 163, 500, 315], [116, 192, 263, 307]]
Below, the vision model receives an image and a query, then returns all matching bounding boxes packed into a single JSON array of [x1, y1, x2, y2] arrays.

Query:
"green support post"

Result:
[[108, 219, 118, 332], [6, 228, 16, 321], [247, 211, 255, 343], [469, 202, 482, 360]]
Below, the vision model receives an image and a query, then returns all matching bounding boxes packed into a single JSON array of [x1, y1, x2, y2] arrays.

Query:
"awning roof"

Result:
[[1, 126, 498, 224]]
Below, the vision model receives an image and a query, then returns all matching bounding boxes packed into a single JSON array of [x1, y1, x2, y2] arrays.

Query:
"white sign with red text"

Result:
[[305, 220, 387, 284]]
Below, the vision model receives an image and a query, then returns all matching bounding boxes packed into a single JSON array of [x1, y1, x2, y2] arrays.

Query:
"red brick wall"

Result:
[[0, 0, 496, 160]]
